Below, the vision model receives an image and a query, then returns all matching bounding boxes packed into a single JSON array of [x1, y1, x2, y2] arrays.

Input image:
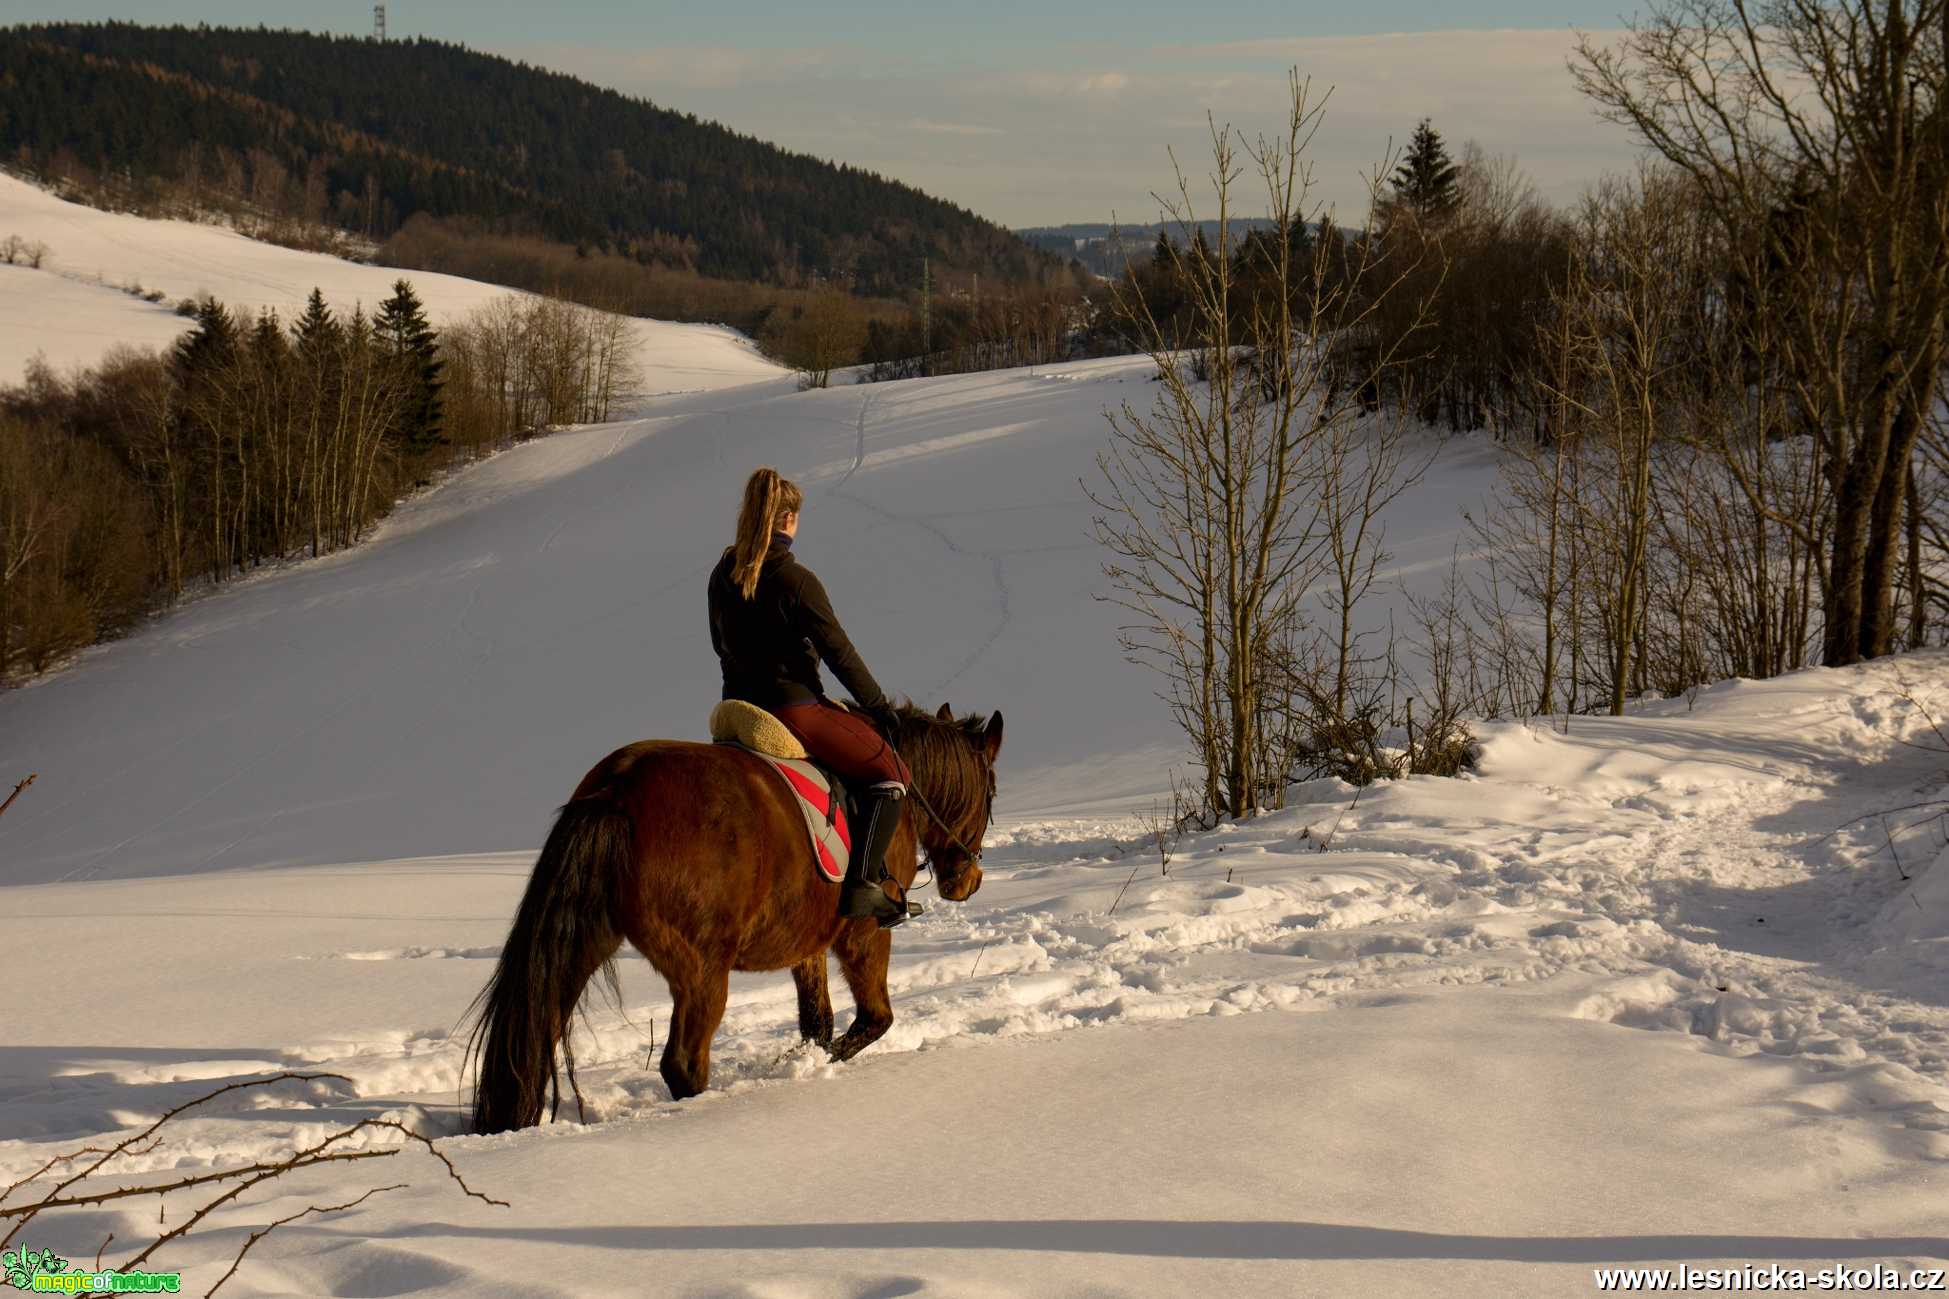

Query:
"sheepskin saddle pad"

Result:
[[710, 698, 807, 759]]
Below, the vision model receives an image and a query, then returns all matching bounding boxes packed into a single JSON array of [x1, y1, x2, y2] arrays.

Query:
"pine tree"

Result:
[[376, 278, 444, 456], [1391, 118, 1460, 220]]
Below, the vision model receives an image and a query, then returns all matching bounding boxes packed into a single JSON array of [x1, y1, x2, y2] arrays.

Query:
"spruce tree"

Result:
[[291, 287, 339, 358], [172, 296, 237, 379], [1287, 216, 1315, 274], [1190, 226, 1214, 270], [1391, 118, 1460, 220], [249, 307, 286, 368], [376, 278, 444, 456]]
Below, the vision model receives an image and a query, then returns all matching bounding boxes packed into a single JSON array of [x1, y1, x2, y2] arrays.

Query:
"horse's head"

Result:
[[895, 701, 1003, 903]]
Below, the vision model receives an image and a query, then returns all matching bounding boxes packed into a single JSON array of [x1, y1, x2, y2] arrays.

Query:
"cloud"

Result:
[[509, 43, 833, 93], [909, 118, 1005, 137], [999, 69, 1135, 100]]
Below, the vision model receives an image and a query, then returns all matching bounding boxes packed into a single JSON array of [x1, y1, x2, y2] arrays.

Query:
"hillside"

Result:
[[0, 22, 1056, 293]]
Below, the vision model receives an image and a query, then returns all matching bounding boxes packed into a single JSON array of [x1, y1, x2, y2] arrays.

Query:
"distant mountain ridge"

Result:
[[1017, 219, 1283, 276], [0, 22, 1053, 293]]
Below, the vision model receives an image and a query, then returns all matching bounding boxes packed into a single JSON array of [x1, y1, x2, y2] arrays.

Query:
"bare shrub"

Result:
[[1092, 71, 1437, 819]]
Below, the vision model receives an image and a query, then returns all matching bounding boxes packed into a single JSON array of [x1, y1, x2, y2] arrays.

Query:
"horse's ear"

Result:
[[982, 712, 1004, 762], [937, 702, 954, 721]]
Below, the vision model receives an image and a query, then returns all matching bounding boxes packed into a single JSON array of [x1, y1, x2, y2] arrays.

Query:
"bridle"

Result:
[[889, 736, 995, 877], [905, 776, 993, 869]]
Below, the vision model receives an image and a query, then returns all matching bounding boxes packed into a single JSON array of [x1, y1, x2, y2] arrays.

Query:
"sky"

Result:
[[1, 2, 1655, 227]]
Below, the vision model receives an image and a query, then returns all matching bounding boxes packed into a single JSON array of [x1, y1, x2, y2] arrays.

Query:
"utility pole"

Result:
[[921, 255, 932, 359]]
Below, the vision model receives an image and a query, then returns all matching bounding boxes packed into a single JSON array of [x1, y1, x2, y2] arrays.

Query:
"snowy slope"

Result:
[[0, 174, 780, 391]]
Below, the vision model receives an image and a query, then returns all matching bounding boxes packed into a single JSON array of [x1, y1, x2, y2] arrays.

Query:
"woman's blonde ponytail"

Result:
[[730, 467, 803, 599]]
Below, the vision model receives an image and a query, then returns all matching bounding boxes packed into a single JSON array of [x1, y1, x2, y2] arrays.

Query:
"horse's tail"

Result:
[[467, 790, 630, 1134]]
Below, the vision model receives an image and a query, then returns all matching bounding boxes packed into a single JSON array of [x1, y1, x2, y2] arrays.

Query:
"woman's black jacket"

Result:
[[707, 533, 888, 711]]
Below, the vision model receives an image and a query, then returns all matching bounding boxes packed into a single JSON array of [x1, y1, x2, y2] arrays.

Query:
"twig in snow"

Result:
[[1136, 799, 1175, 876], [1894, 678, 1949, 753], [1107, 857, 1144, 915], [1317, 782, 1365, 852], [1809, 799, 1949, 845], [3, 1075, 352, 1244], [0, 774, 35, 821], [0, 1071, 505, 1290], [1882, 813, 1911, 881], [204, 1184, 406, 1297]]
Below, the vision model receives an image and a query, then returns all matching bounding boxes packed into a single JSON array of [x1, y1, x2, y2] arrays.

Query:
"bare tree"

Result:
[[1575, 0, 1949, 665], [769, 284, 867, 389], [1553, 171, 1697, 714]]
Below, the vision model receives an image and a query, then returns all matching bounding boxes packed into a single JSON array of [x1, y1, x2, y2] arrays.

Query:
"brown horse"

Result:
[[467, 702, 1002, 1133]]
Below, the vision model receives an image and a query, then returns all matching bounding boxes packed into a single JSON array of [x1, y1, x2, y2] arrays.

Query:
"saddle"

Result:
[[709, 700, 853, 883]]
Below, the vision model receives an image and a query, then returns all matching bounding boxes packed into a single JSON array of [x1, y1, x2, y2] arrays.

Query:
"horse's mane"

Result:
[[890, 702, 993, 834]]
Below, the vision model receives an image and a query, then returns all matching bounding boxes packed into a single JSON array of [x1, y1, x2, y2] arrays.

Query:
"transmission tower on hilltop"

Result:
[[373, 3, 387, 41]]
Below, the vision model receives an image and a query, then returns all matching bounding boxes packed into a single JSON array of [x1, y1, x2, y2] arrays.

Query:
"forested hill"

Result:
[[0, 22, 1050, 293]]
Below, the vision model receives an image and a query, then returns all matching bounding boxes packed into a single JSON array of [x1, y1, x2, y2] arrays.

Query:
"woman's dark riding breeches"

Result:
[[774, 701, 911, 788]]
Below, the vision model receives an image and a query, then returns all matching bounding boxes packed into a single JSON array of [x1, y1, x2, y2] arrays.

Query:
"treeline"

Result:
[[1018, 220, 1279, 279], [1115, 99, 1945, 703], [0, 281, 639, 683], [382, 213, 1108, 389], [0, 22, 1059, 292], [379, 216, 913, 344]]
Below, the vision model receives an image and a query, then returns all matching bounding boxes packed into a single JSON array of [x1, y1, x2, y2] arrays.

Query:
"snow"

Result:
[[0, 174, 779, 392], [4, 190, 1949, 1297]]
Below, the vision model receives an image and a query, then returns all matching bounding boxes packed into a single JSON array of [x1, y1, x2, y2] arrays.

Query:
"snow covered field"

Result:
[[3, 192, 1947, 1297]]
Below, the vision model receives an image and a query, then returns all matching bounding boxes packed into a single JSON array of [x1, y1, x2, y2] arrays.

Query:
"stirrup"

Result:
[[840, 879, 922, 928]]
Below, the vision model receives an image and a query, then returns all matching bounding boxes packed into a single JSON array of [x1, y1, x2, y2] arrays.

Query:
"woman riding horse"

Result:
[[707, 467, 912, 927], [466, 469, 1002, 1133]]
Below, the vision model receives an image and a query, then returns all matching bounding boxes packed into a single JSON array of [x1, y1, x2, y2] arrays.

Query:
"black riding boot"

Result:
[[840, 781, 917, 928]]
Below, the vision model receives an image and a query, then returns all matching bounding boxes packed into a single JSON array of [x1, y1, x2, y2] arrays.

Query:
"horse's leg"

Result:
[[828, 923, 895, 1063], [791, 954, 834, 1049], [659, 961, 731, 1101]]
